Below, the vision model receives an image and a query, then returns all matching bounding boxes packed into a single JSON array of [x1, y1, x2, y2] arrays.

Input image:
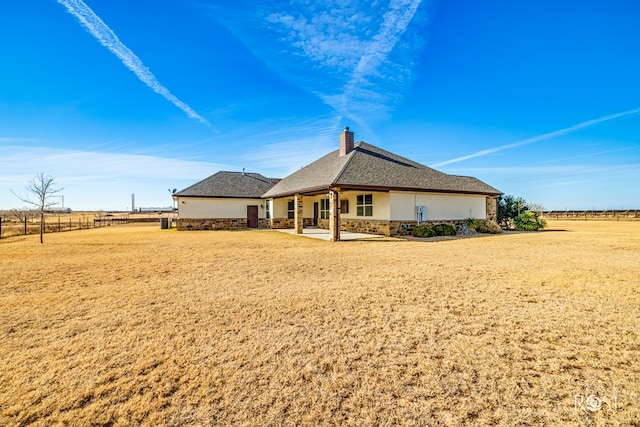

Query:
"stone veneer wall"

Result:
[[178, 217, 472, 235], [486, 196, 498, 222], [340, 219, 390, 236], [178, 218, 248, 230], [270, 218, 314, 229], [178, 218, 273, 230]]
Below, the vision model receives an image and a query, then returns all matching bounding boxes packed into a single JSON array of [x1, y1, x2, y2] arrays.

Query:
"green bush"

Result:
[[515, 211, 547, 231], [475, 219, 502, 234], [465, 218, 479, 230], [412, 225, 436, 238], [432, 223, 457, 236]]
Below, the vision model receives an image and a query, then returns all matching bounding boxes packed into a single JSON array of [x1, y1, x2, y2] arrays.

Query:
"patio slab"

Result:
[[274, 228, 380, 241]]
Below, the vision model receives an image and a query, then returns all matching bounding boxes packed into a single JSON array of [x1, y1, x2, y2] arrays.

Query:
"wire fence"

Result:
[[0, 214, 175, 239], [542, 210, 640, 220]]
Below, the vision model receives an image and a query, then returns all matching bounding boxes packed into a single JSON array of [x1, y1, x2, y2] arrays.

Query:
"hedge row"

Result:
[[412, 223, 457, 238]]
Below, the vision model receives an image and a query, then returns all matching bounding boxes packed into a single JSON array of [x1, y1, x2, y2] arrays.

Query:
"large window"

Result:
[[320, 198, 330, 219], [287, 199, 295, 219], [356, 194, 373, 216]]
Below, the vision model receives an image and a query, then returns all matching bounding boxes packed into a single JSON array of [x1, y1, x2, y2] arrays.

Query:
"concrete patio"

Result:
[[274, 227, 380, 241]]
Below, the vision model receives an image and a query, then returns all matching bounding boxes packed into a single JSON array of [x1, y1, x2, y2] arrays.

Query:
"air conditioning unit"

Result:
[[416, 205, 427, 223]]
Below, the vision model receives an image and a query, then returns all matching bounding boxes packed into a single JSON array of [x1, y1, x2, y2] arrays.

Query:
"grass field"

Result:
[[1, 221, 639, 425]]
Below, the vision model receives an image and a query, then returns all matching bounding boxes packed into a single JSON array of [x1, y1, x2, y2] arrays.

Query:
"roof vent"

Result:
[[340, 127, 354, 156]]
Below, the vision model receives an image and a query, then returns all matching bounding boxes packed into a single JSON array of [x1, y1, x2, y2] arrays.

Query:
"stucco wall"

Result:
[[177, 197, 265, 219], [389, 192, 487, 221], [297, 191, 391, 221]]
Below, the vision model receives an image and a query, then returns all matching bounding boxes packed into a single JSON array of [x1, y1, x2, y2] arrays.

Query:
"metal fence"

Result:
[[0, 214, 174, 239], [542, 210, 640, 220]]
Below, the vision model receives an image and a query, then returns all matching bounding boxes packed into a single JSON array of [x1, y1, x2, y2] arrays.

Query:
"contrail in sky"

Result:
[[432, 108, 640, 167], [57, 0, 209, 126]]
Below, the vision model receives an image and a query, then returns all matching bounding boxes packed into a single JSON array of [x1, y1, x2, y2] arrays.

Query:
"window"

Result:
[[265, 200, 271, 219], [287, 199, 295, 219], [340, 200, 349, 214], [320, 198, 330, 219], [356, 194, 373, 216]]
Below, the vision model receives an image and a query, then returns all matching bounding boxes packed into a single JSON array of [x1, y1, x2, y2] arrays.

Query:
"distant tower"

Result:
[[131, 193, 135, 212]]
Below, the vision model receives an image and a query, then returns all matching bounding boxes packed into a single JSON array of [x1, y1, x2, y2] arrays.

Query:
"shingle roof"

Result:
[[175, 171, 280, 198], [262, 142, 501, 198]]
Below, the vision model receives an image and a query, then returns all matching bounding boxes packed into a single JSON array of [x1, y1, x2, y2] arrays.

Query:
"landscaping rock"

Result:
[[457, 224, 477, 236]]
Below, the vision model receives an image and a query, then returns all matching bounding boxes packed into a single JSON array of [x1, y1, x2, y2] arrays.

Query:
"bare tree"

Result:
[[10, 207, 35, 235], [528, 203, 545, 215], [11, 173, 63, 243]]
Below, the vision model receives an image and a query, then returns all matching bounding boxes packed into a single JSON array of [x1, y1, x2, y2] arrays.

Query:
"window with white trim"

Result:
[[356, 194, 373, 216], [320, 198, 330, 219], [265, 200, 271, 219], [287, 199, 295, 219]]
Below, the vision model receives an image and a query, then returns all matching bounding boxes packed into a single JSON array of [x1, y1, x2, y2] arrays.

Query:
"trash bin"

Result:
[[160, 217, 169, 229]]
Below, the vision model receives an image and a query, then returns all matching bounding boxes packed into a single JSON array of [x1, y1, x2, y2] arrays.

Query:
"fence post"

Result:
[[0, 216, 2, 238], [24, 217, 28, 235]]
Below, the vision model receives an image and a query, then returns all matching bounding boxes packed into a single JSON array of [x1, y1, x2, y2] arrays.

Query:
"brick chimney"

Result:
[[340, 127, 354, 156]]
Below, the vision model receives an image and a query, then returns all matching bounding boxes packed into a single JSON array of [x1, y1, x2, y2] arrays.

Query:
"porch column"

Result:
[[486, 196, 498, 222], [329, 188, 340, 242], [294, 193, 304, 234]]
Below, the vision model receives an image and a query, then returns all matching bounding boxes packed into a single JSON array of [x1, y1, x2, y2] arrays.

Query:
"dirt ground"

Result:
[[1, 220, 638, 426]]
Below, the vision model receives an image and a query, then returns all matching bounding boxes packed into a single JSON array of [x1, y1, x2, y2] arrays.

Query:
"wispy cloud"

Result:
[[432, 108, 640, 167], [57, 0, 209, 126], [328, 0, 424, 123], [0, 137, 37, 143], [449, 163, 640, 176], [0, 145, 227, 182], [231, 118, 338, 174], [219, 0, 427, 128]]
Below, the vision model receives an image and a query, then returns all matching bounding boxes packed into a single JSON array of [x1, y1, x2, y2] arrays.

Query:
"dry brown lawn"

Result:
[[1, 221, 639, 426]]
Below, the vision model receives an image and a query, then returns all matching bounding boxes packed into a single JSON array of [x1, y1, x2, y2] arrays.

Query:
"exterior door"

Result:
[[313, 202, 319, 226], [247, 205, 259, 228]]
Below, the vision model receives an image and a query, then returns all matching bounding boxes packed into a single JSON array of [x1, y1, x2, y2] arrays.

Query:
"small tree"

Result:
[[497, 195, 528, 229], [11, 173, 63, 243]]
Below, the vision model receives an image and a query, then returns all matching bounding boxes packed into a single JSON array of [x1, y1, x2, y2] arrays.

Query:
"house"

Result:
[[175, 128, 502, 240], [173, 171, 280, 230]]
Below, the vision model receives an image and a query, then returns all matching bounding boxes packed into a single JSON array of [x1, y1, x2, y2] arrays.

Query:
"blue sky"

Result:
[[1, 0, 639, 211]]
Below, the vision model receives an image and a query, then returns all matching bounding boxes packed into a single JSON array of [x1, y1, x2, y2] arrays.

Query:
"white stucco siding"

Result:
[[389, 191, 486, 221], [339, 191, 390, 220], [178, 197, 264, 218], [272, 198, 291, 218]]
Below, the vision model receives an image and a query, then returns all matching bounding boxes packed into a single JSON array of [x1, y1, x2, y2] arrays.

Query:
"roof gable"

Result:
[[175, 171, 280, 198]]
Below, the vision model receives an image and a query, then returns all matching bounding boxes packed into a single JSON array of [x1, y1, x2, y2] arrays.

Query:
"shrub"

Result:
[[497, 195, 528, 229], [475, 219, 502, 234], [465, 218, 479, 230], [412, 225, 436, 238], [432, 223, 457, 236], [515, 211, 547, 231]]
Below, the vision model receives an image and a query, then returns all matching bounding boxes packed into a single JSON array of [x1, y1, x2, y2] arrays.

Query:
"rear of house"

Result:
[[173, 171, 279, 230], [261, 128, 501, 239], [174, 128, 501, 240]]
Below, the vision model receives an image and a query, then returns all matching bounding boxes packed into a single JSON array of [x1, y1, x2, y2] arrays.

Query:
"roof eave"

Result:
[[262, 184, 330, 199]]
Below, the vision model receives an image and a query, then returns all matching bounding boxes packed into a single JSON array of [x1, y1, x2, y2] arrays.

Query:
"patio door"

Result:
[[313, 202, 319, 226]]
